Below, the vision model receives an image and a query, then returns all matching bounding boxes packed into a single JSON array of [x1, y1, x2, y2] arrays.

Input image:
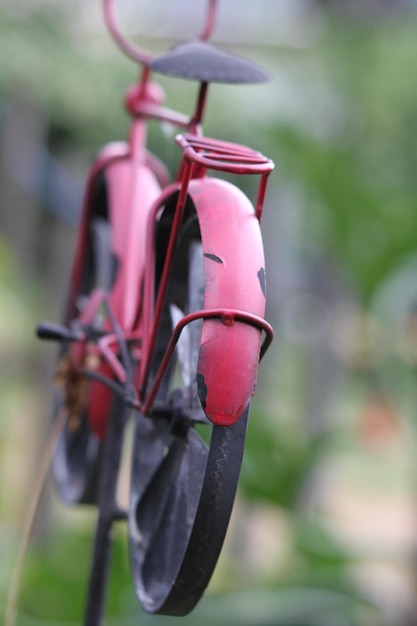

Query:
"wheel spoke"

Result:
[[134, 429, 208, 554], [130, 416, 211, 609]]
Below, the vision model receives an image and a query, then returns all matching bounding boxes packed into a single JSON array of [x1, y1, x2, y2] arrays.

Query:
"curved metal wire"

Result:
[[103, 0, 218, 64], [103, 0, 152, 64], [199, 0, 218, 41]]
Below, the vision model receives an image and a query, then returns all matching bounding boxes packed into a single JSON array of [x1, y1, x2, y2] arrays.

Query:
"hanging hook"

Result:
[[103, 0, 219, 64], [199, 0, 218, 41]]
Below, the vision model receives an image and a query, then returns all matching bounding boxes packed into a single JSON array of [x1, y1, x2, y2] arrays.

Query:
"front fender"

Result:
[[188, 178, 267, 426]]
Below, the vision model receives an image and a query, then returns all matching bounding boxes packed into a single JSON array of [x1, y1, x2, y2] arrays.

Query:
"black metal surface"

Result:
[[83, 396, 128, 626], [36, 321, 83, 342], [51, 402, 101, 505], [149, 40, 270, 84], [159, 408, 249, 615], [49, 186, 112, 505], [129, 407, 249, 616]]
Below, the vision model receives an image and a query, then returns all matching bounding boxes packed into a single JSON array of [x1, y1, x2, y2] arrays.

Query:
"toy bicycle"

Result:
[[36, 0, 274, 622]]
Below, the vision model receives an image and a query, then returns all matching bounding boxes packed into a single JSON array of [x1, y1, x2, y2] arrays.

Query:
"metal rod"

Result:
[[103, 0, 152, 64], [83, 397, 127, 626], [141, 163, 193, 396], [191, 82, 209, 129]]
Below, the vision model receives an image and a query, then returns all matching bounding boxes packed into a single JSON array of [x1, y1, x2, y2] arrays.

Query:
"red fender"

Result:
[[88, 152, 161, 439], [69, 142, 129, 318], [188, 178, 267, 426], [107, 159, 161, 329]]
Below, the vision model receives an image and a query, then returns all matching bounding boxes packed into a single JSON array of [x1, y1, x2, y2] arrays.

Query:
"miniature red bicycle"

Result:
[[37, 0, 274, 622]]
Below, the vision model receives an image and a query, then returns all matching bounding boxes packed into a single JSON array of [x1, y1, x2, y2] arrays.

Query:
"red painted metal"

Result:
[[177, 133, 274, 175], [199, 0, 218, 41], [103, 0, 153, 65], [106, 155, 161, 330], [72, 138, 273, 434], [68, 142, 130, 321], [188, 177, 268, 426], [139, 180, 187, 390], [39, 2, 276, 618], [62, 1, 274, 437], [136, 173, 270, 423], [104, 0, 219, 64], [140, 164, 192, 393], [82, 120, 161, 436], [143, 309, 273, 416]]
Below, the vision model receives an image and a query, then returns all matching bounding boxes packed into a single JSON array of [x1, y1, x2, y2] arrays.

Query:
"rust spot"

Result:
[[258, 267, 266, 297], [54, 355, 90, 433], [204, 253, 223, 264]]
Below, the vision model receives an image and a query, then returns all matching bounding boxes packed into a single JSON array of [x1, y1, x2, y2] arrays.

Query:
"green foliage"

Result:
[[16, 524, 137, 623], [0, 5, 132, 151], [241, 408, 323, 508], [261, 14, 417, 302], [10, 521, 374, 626]]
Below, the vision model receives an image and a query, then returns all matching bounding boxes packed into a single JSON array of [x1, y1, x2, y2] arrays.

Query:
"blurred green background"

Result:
[[2, 0, 417, 624]]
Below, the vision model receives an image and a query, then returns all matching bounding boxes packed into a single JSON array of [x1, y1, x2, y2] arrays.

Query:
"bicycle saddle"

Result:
[[149, 40, 270, 84]]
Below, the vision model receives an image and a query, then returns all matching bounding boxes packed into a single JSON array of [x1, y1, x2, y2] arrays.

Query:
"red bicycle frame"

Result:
[[64, 0, 274, 438], [31, 1, 278, 620]]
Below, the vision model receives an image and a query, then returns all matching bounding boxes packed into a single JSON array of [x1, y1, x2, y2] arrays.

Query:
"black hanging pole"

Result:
[[83, 397, 128, 626]]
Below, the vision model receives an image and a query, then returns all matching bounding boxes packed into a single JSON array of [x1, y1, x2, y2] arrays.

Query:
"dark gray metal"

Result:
[[50, 208, 112, 505], [83, 396, 128, 626], [51, 400, 101, 505], [129, 406, 249, 616], [149, 40, 270, 84]]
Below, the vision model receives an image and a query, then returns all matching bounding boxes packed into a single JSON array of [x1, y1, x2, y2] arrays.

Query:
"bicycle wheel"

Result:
[[51, 173, 114, 505], [129, 198, 249, 615]]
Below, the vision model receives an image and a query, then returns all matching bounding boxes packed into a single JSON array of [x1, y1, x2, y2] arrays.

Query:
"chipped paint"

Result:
[[257, 267, 266, 297], [197, 372, 208, 410], [204, 253, 223, 264]]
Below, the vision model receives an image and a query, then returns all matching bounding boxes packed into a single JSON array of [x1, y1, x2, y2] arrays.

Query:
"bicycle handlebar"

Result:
[[103, 0, 218, 65]]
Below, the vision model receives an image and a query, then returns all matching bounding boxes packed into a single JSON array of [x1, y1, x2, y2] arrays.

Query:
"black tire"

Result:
[[51, 174, 113, 505], [129, 197, 249, 615]]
